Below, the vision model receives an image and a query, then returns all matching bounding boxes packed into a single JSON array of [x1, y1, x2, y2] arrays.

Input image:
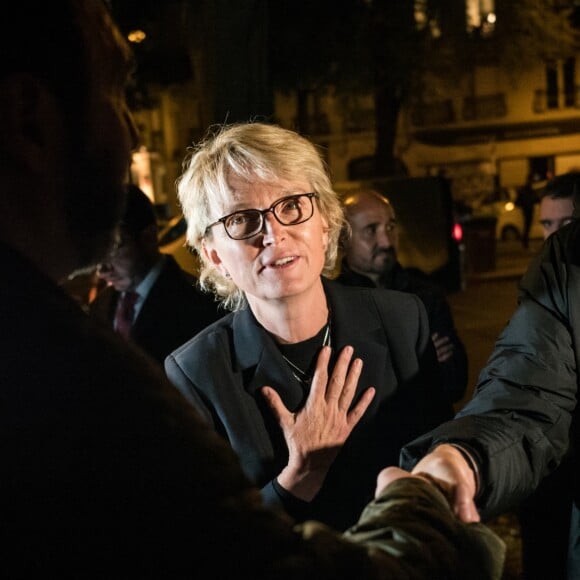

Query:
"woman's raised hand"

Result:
[[261, 345, 375, 501]]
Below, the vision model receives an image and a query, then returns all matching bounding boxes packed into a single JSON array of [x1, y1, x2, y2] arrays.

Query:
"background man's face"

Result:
[[344, 195, 399, 277], [97, 230, 143, 292], [539, 196, 575, 239]]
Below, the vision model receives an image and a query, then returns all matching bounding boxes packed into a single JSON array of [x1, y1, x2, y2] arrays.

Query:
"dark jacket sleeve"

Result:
[[426, 288, 469, 404], [400, 226, 579, 519], [403, 269, 468, 404], [338, 477, 505, 580]]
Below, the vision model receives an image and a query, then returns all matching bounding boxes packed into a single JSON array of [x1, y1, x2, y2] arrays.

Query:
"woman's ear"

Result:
[[202, 238, 223, 269]]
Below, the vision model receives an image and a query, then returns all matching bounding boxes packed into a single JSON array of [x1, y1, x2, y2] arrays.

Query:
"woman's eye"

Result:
[[281, 199, 300, 211], [231, 213, 250, 226]]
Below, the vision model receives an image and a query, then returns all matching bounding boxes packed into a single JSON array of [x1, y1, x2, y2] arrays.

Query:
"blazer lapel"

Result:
[[323, 279, 391, 397], [230, 280, 392, 414], [233, 308, 308, 412]]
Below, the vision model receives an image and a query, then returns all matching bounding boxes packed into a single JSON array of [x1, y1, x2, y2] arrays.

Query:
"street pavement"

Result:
[[450, 237, 543, 409], [466, 238, 544, 284]]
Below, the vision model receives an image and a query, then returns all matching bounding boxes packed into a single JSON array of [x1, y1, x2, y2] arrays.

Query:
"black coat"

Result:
[[401, 220, 580, 522], [90, 255, 224, 364], [336, 260, 468, 404], [165, 277, 454, 531]]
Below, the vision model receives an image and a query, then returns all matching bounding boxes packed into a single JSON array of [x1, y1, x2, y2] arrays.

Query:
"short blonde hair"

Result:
[[176, 122, 345, 311]]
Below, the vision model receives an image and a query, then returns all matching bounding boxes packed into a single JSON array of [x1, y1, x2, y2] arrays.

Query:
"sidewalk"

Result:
[[465, 238, 543, 283]]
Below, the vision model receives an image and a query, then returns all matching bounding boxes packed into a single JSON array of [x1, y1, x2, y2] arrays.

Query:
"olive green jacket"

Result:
[[300, 477, 505, 580]]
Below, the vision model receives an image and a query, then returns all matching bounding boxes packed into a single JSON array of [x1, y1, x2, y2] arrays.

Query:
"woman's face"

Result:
[[202, 174, 329, 307]]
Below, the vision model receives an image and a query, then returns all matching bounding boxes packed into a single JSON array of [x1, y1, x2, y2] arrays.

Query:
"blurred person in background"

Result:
[[0, 1, 505, 577], [516, 172, 541, 250], [399, 213, 580, 578], [91, 183, 224, 364], [514, 171, 580, 580], [166, 121, 454, 533], [539, 171, 580, 239], [337, 189, 468, 406]]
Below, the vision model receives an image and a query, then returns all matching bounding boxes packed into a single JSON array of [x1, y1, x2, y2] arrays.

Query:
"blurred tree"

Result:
[[110, 0, 195, 110], [111, 0, 273, 125], [269, 0, 580, 177], [111, 0, 580, 175]]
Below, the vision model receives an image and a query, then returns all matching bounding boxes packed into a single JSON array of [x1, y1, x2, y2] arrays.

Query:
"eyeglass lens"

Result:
[[224, 194, 315, 240]]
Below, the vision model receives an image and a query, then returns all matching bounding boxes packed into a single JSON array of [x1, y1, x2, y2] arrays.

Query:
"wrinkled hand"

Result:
[[432, 332, 454, 363], [262, 345, 375, 501], [411, 444, 480, 522]]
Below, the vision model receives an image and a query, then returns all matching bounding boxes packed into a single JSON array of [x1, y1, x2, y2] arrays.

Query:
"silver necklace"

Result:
[[281, 322, 331, 387]]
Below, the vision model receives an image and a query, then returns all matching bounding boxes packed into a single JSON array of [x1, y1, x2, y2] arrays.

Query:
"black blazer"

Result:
[[336, 259, 468, 404], [90, 255, 224, 364], [165, 277, 453, 531]]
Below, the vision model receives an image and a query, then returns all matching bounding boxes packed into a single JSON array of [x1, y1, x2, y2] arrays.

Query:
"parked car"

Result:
[[470, 187, 543, 241]]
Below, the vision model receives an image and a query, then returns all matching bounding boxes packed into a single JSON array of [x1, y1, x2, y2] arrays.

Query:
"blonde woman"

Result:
[[166, 122, 453, 531]]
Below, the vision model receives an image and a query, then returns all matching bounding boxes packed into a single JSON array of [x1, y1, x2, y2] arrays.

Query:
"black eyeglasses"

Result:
[[206, 192, 319, 240]]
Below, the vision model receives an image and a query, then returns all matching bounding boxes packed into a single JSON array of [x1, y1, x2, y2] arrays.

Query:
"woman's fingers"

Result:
[[337, 353, 363, 412], [261, 385, 291, 426], [324, 345, 354, 403], [263, 344, 373, 441], [346, 385, 375, 427], [307, 345, 332, 404]]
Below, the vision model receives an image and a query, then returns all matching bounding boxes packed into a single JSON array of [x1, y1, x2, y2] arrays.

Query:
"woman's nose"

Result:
[[261, 212, 285, 244]]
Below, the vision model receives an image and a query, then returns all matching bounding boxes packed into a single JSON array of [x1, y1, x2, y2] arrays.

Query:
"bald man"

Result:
[[336, 189, 468, 405]]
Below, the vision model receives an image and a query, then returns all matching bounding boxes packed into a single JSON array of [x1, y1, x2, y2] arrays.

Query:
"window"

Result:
[[466, 0, 496, 36], [545, 58, 577, 109], [546, 61, 559, 109], [564, 57, 576, 107]]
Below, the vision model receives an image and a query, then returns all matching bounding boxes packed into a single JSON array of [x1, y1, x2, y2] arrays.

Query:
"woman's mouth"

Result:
[[272, 256, 295, 267]]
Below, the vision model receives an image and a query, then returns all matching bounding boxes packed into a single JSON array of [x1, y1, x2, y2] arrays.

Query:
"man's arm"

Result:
[[400, 228, 579, 520], [297, 468, 505, 580], [429, 295, 469, 403]]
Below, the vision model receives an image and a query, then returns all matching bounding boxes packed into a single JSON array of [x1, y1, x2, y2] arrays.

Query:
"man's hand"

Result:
[[262, 345, 375, 501], [411, 444, 480, 522], [432, 332, 454, 363], [375, 466, 431, 497]]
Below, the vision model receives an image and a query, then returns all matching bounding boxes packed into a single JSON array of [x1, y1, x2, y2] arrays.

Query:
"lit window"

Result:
[[466, 0, 496, 36], [414, 0, 428, 30]]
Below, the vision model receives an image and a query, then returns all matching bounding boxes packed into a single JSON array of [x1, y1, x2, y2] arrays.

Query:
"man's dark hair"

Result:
[[541, 171, 580, 203], [121, 184, 157, 236]]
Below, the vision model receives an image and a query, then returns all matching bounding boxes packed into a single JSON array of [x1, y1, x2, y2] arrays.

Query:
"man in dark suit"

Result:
[[336, 189, 468, 405], [91, 184, 224, 364]]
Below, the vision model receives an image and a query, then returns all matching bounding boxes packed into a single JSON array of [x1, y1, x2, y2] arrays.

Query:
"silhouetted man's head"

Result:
[[97, 185, 160, 292]]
